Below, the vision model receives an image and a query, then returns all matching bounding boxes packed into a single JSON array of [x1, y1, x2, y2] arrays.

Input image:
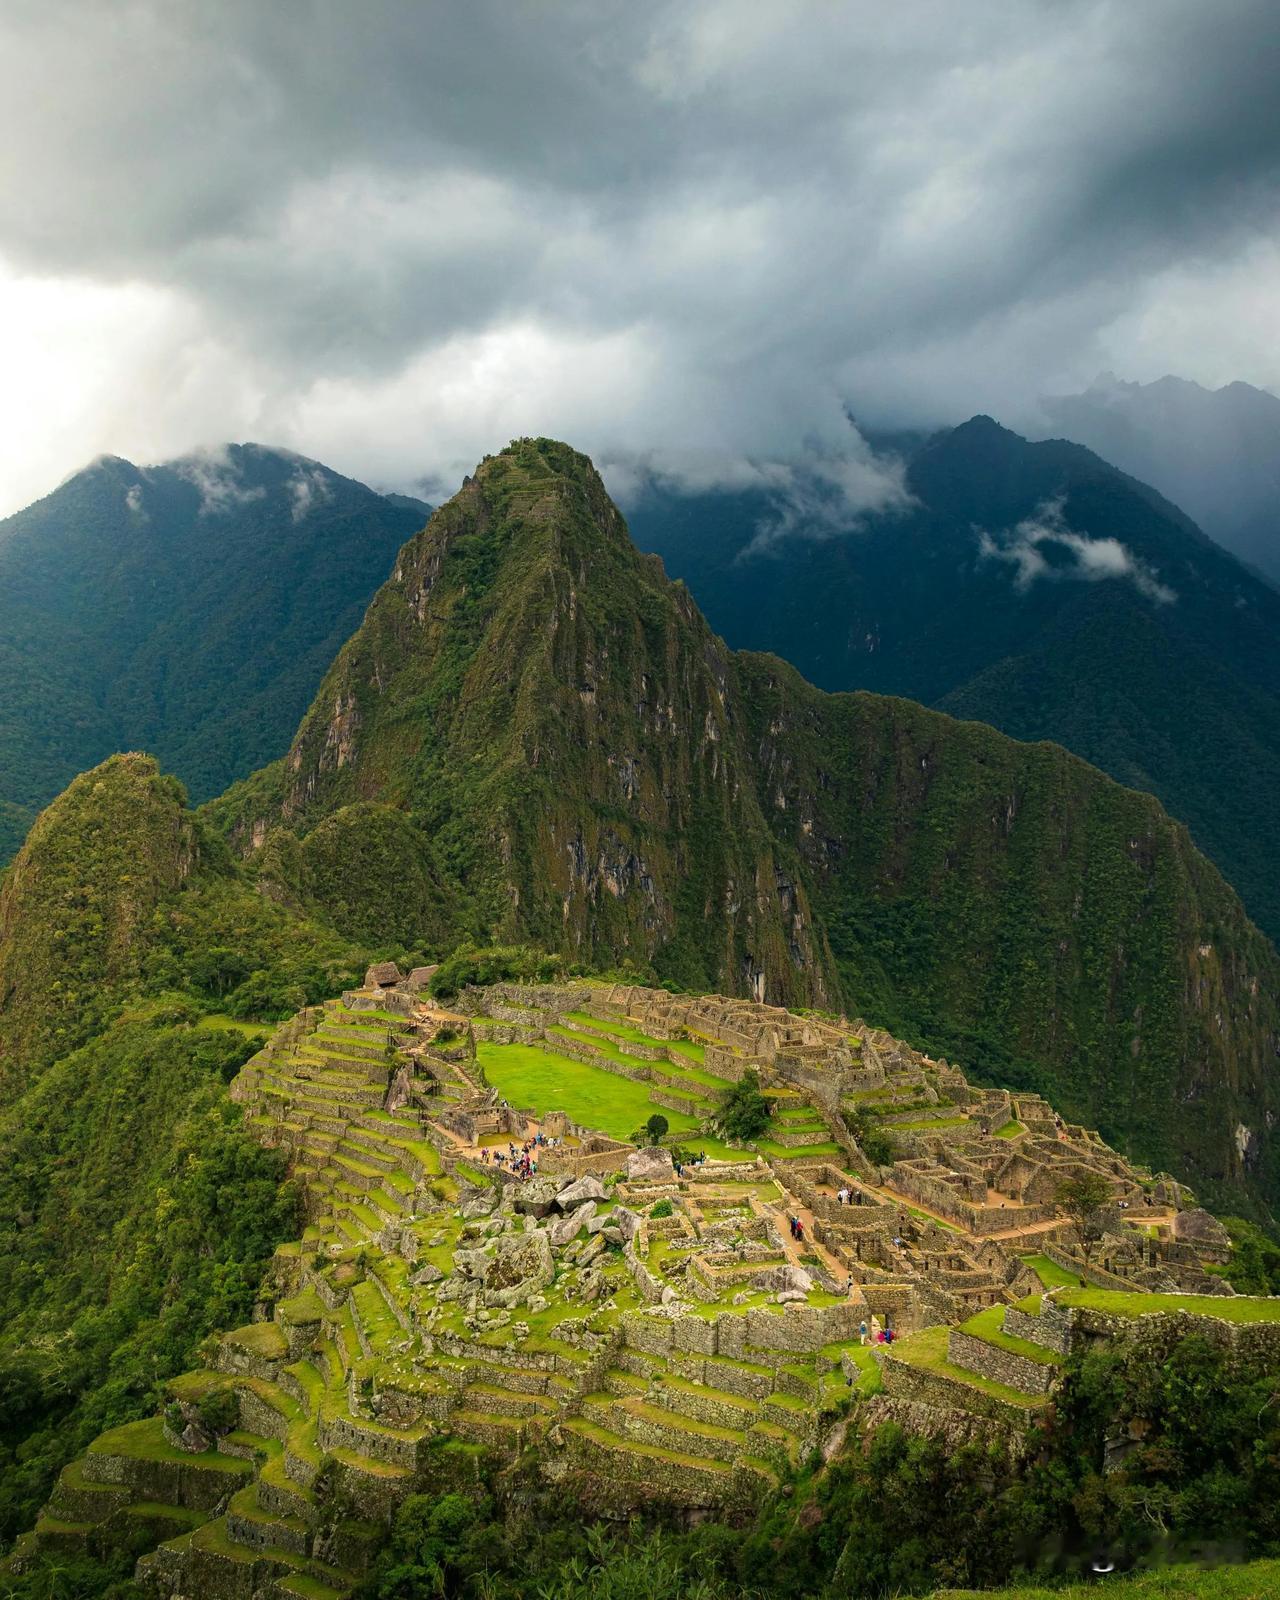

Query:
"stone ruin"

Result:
[[10, 974, 1265, 1599]]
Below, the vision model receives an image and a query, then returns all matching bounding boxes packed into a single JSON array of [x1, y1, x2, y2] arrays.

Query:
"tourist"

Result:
[[859, 1320, 868, 1344]]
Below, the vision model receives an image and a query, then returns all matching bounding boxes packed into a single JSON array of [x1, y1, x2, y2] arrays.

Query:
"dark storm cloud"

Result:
[[0, 0, 1277, 513]]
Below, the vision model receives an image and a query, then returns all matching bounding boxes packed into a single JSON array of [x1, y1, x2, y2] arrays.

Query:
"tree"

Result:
[[718, 1070, 773, 1143], [841, 1104, 896, 1167], [645, 1112, 669, 1143], [1055, 1172, 1113, 1258]]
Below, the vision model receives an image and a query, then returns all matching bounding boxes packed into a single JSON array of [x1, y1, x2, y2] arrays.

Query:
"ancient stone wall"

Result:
[[947, 1330, 1055, 1395], [1003, 1305, 1070, 1355]]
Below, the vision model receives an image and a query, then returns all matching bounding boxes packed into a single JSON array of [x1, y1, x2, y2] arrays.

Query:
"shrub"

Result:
[[650, 1198, 674, 1219], [842, 1104, 897, 1166], [718, 1070, 772, 1142], [197, 1387, 238, 1437], [645, 1112, 670, 1142]]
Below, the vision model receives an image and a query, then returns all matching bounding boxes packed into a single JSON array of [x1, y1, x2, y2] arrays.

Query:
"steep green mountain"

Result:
[[0, 445, 428, 862], [211, 438, 1280, 1216], [0, 754, 372, 1540], [623, 418, 1280, 945]]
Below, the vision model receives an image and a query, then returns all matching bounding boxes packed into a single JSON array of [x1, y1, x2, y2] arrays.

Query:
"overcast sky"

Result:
[[1, 0, 1278, 517]]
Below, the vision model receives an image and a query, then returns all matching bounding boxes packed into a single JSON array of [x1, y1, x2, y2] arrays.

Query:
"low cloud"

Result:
[[978, 499, 1176, 603], [169, 447, 266, 517], [288, 465, 333, 522], [605, 430, 913, 558]]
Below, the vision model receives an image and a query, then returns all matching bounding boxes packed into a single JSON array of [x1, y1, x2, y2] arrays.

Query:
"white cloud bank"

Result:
[[978, 500, 1177, 603], [0, 1, 1278, 517]]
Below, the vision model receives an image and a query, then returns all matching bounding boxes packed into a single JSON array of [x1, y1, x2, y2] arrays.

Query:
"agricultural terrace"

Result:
[[20, 973, 1273, 1600]]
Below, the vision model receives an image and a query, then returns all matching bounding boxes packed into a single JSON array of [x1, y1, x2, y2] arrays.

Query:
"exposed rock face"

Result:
[[626, 1147, 675, 1182], [754, 1263, 814, 1294], [613, 1207, 641, 1243], [555, 1175, 606, 1211], [458, 1187, 498, 1220], [1172, 1208, 1232, 1251]]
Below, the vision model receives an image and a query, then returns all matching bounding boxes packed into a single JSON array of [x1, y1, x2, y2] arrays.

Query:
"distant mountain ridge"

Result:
[[0, 444, 429, 861], [624, 416, 1280, 945], [1041, 373, 1280, 583]]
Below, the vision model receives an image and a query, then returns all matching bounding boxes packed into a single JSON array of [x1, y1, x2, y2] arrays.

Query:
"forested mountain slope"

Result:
[[624, 418, 1280, 945], [0, 753, 371, 1543], [0, 446, 428, 862], [210, 439, 1280, 1216]]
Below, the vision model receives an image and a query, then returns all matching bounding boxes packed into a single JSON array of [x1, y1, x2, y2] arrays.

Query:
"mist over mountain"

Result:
[[1041, 374, 1280, 583], [0, 446, 428, 861], [624, 417, 1280, 945]]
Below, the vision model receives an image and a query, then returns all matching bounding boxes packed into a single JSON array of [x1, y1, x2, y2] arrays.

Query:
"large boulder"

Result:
[[364, 961, 403, 989], [513, 1176, 564, 1218], [753, 1263, 813, 1293], [452, 1247, 491, 1283], [626, 1147, 675, 1182], [613, 1206, 642, 1243], [1172, 1207, 1232, 1252], [459, 1186, 498, 1220], [550, 1204, 594, 1247], [554, 1175, 606, 1212], [483, 1232, 554, 1308]]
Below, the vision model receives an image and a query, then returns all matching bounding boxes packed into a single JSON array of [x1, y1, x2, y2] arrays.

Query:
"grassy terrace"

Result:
[[1056, 1288, 1280, 1323], [756, 1136, 842, 1158], [88, 1417, 250, 1470], [477, 1040, 701, 1141], [565, 1010, 711, 1066], [958, 1305, 1061, 1365], [994, 1119, 1025, 1139], [474, 1038, 751, 1159], [939, 1559, 1280, 1600], [1021, 1253, 1081, 1289], [888, 1326, 1048, 1409], [196, 1014, 273, 1039]]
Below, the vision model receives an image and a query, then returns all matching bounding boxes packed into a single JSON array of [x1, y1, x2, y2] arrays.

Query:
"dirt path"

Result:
[[759, 1196, 850, 1288]]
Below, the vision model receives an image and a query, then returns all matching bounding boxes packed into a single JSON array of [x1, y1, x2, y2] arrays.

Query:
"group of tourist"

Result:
[[477, 1130, 562, 1181], [858, 1320, 896, 1345], [788, 1214, 807, 1243]]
